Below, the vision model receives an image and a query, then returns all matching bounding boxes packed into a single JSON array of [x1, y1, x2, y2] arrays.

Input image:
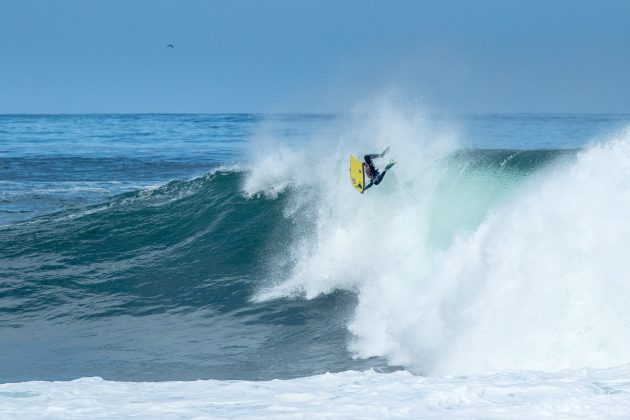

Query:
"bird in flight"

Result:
[[167, 44, 174, 48]]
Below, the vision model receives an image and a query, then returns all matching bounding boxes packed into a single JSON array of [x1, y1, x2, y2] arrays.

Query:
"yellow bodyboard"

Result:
[[349, 155, 365, 193]]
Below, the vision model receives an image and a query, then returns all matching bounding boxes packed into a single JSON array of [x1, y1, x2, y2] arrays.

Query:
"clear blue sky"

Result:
[[1, 0, 629, 114]]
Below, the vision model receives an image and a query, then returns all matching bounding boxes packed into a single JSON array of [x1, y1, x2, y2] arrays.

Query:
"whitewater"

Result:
[[2, 109, 630, 417], [250, 109, 630, 376], [3, 367, 630, 418]]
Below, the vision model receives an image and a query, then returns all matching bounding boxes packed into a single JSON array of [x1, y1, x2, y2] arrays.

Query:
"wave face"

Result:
[[2, 112, 630, 383], [0, 170, 383, 382]]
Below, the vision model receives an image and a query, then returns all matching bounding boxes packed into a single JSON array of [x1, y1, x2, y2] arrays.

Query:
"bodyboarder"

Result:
[[363, 146, 394, 191]]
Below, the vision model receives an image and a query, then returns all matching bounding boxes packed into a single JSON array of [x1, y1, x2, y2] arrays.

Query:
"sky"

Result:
[[1, 0, 629, 114]]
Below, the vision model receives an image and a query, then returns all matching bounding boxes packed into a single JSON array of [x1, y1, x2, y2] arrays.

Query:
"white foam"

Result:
[[2, 366, 630, 418], [248, 102, 630, 375]]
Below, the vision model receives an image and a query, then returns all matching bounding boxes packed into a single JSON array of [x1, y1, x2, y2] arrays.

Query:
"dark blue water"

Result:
[[1, 113, 628, 383]]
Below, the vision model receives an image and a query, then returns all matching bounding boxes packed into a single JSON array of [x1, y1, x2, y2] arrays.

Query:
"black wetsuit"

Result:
[[363, 154, 387, 191]]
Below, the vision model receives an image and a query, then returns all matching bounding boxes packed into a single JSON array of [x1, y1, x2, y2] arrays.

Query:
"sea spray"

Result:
[[250, 106, 630, 375]]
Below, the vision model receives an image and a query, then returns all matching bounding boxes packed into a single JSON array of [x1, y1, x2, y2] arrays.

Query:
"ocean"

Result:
[[2, 110, 630, 417]]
